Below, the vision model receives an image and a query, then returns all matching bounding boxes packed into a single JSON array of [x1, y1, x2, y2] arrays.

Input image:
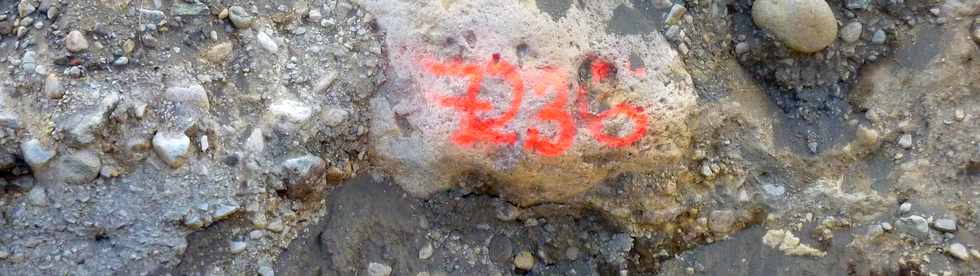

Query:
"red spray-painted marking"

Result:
[[421, 54, 649, 155], [525, 67, 576, 156], [421, 54, 524, 146]]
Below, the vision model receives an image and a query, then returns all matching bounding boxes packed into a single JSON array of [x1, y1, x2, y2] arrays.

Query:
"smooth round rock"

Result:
[[514, 250, 535, 271], [752, 0, 838, 53], [840, 21, 863, 43], [152, 131, 191, 168]]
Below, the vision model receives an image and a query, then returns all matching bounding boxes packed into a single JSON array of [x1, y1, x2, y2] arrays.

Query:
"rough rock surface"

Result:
[[365, 0, 696, 206]]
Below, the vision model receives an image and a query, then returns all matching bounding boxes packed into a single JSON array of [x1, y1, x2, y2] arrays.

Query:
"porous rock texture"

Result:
[[364, 0, 696, 206]]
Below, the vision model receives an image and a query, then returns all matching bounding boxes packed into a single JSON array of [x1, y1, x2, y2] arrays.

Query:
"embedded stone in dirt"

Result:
[[152, 131, 191, 168], [21, 138, 56, 170], [38, 149, 102, 185], [752, 0, 838, 53], [280, 155, 328, 200], [65, 30, 89, 52]]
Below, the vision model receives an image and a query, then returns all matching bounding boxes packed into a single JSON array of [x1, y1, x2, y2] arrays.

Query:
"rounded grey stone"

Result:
[[21, 139, 56, 170], [840, 22, 862, 43]]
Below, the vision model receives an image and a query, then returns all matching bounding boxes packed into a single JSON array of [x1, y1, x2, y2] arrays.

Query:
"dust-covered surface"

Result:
[[0, 0, 978, 275]]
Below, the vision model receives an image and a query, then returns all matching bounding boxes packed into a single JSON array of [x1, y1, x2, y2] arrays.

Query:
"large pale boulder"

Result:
[[752, 0, 838, 53], [363, 1, 696, 205]]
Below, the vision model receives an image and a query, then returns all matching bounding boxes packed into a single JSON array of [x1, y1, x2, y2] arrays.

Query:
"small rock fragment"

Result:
[[183, 212, 205, 229], [708, 210, 737, 235], [65, 30, 89, 52], [27, 187, 47, 206], [18, 0, 36, 17], [256, 31, 279, 53], [165, 83, 210, 111], [44, 74, 64, 99], [202, 42, 233, 63], [881, 222, 893, 231], [514, 250, 535, 271], [308, 9, 322, 22], [947, 243, 970, 260], [954, 109, 965, 121], [47, 150, 102, 184], [321, 107, 349, 127], [0, 112, 18, 129], [933, 218, 957, 233], [22, 139, 56, 170], [258, 265, 275, 276], [734, 42, 750, 55], [897, 134, 913, 149], [871, 29, 887, 44], [897, 215, 930, 238], [419, 243, 433, 260], [172, 1, 209, 16], [664, 4, 687, 26], [762, 229, 826, 257], [856, 126, 879, 146], [367, 262, 392, 276], [245, 128, 265, 154], [494, 200, 520, 221], [898, 202, 912, 213], [229, 241, 247, 254], [269, 99, 313, 123], [212, 205, 239, 221], [8, 176, 34, 191], [152, 131, 191, 168], [280, 155, 328, 200], [228, 6, 254, 29], [840, 21, 862, 43]]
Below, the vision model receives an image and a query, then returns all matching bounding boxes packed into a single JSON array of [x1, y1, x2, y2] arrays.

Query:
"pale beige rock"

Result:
[[65, 30, 89, 52], [752, 0, 838, 53], [762, 229, 826, 257], [364, 1, 696, 206], [514, 250, 535, 270], [202, 42, 233, 63]]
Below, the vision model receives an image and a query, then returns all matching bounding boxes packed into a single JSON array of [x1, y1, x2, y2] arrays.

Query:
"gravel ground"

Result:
[[0, 0, 978, 275]]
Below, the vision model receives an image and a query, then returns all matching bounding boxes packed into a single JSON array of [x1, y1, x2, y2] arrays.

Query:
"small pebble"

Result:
[[65, 30, 89, 52], [257, 31, 279, 53], [258, 265, 275, 276], [840, 21, 862, 43], [734, 42, 750, 55], [367, 262, 392, 276], [898, 202, 912, 213], [249, 230, 264, 239], [954, 109, 965, 121], [933, 218, 957, 233], [897, 134, 912, 149], [229, 241, 247, 254], [947, 243, 969, 260], [419, 243, 433, 260], [871, 29, 886, 44], [514, 250, 535, 271]]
